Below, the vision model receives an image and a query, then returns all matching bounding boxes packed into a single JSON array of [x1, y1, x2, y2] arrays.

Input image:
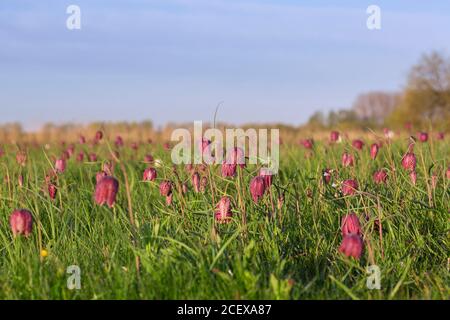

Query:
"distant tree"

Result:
[[327, 110, 339, 128], [324, 110, 360, 128], [307, 111, 326, 129], [307, 109, 364, 129], [388, 51, 450, 128], [352, 91, 401, 126], [335, 110, 360, 128]]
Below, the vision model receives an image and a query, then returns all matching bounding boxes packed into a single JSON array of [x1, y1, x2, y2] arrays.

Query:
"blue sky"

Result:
[[1, 0, 449, 130]]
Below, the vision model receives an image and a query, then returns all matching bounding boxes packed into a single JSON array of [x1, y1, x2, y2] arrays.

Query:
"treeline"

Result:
[[0, 120, 328, 145], [306, 51, 450, 131], [0, 121, 157, 145], [1, 51, 448, 144]]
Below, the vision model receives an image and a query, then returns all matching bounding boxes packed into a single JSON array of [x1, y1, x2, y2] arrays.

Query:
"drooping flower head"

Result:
[[144, 154, 154, 163], [339, 234, 364, 259], [201, 138, 212, 153], [373, 169, 388, 185], [160, 180, 173, 206], [250, 176, 267, 203], [352, 139, 364, 151], [342, 152, 355, 167], [89, 153, 98, 162], [55, 158, 66, 174], [301, 139, 314, 149], [215, 197, 233, 224], [221, 162, 237, 178], [48, 183, 57, 200], [341, 213, 362, 237], [10, 209, 33, 237], [159, 180, 173, 197], [95, 130, 103, 142], [401, 153, 416, 172], [77, 152, 85, 162], [196, 138, 213, 162], [418, 132, 428, 143], [132, 143, 140, 152], [370, 143, 379, 160], [342, 179, 358, 196], [115, 136, 124, 147], [143, 167, 157, 182], [259, 168, 274, 188], [163, 142, 171, 151], [330, 131, 340, 143], [61, 150, 70, 161], [94, 176, 119, 208]]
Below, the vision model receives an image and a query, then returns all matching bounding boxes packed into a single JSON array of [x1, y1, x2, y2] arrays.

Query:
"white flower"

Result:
[[154, 158, 163, 168]]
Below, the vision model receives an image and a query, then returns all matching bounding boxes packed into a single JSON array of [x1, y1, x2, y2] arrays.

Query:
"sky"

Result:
[[1, 0, 449, 131]]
